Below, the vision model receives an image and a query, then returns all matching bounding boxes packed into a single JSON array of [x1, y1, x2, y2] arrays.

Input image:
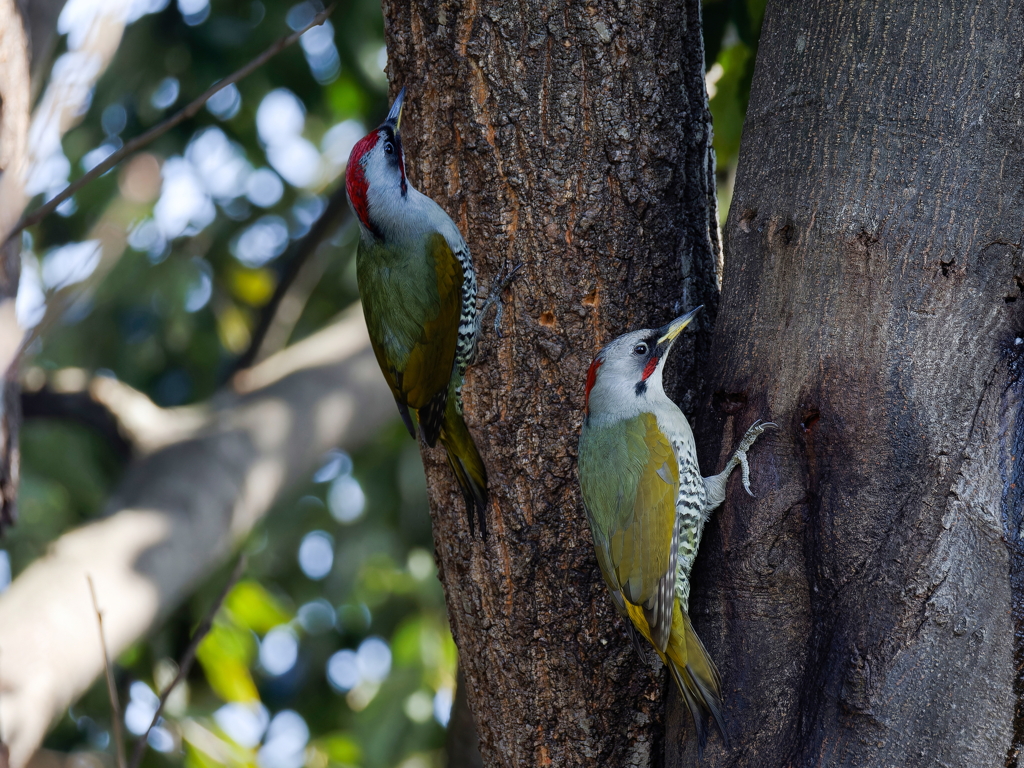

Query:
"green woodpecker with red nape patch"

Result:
[[578, 307, 773, 754], [346, 88, 517, 536]]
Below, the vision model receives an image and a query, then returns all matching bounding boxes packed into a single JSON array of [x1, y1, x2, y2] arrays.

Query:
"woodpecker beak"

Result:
[[385, 87, 406, 132], [655, 306, 702, 351]]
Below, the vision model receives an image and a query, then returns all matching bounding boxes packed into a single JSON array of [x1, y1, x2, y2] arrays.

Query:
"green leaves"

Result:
[[225, 581, 294, 634], [197, 621, 260, 703], [703, 0, 765, 219]]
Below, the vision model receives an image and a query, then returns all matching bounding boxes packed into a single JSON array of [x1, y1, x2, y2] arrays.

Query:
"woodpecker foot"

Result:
[[733, 420, 777, 496], [481, 260, 524, 339], [702, 419, 776, 513]]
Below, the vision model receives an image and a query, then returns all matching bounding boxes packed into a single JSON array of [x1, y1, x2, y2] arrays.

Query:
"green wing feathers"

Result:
[[359, 232, 490, 531], [581, 413, 726, 752], [579, 413, 678, 648], [358, 232, 463, 446]]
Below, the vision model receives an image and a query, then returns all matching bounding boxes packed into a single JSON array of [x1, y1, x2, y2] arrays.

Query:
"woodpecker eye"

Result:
[[383, 141, 395, 155], [633, 342, 648, 356]]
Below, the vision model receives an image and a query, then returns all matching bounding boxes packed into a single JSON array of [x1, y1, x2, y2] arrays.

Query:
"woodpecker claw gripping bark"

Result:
[[483, 260, 523, 340], [577, 307, 773, 755], [345, 87, 503, 537]]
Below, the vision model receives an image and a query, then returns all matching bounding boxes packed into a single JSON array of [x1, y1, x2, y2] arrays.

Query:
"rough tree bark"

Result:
[[383, 0, 720, 764], [684, 1, 1024, 766]]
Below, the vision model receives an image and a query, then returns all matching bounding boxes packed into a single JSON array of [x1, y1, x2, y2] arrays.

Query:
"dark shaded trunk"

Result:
[[445, 666, 484, 768], [685, 1, 1024, 766], [382, 0, 720, 763]]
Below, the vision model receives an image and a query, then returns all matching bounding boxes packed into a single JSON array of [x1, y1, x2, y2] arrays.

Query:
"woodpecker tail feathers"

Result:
[[666, 608, 728, 757], [395, 399, 416, 439], [439, 394, 488, 536]]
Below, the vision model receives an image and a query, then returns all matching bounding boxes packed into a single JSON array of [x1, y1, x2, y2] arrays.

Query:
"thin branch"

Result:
[[230, 185, 352, 375], [127, 556, 246, 768], [87, 575, 127, 768], [5, 4, 336, 245]]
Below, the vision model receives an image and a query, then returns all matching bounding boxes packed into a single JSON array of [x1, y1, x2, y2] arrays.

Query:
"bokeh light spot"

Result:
[[246, 168, 284, 208], [124, 681, 159, 735], [231, 216, 289, 267], [147, 726, 175, 753], [0, 551, 11, 593], [433, 687, 454, 727], [256, 89, 305, 144], [327, 475, 365, 523], [297, 599, 336, 634], [407, 549, 435, 581], [214, 701, 269, 748], [257, 710, 309, 768], [313, 449, 352, 483], [403, 691, 433, 723], [41, 240, 101, 291], [178, 0, 209, 25], [298, 530, 334, 580], [326, 649, 359, 692], [207, 83, 242, 120], [184, 258, 213, 312], [151, 77, 180, 109], [260, 626, 299, 676], [101, 103, 127, 136], [356, 636, 391, 684]]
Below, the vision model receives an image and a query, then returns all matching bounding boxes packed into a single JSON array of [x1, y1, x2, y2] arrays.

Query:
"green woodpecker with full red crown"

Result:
[[577, 307, 773, 754], [345, 88, 516, 536]]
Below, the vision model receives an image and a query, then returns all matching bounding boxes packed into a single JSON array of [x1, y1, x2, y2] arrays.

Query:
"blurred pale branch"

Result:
[[129, 556, 246, 768], [86, 575, 127, 768], [21, 384, 134, 461], [23, 364, 209, 457], [0, 0, 32, 531], [0, 307, 395, 768], [0, 0, 31, 231], [6, 4, 336, 246]]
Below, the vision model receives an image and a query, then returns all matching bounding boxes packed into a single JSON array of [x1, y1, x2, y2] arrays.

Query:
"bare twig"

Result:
[[87, 575, 127, 768], [5, 4, 336, 245], [128, 556, 246, 768]]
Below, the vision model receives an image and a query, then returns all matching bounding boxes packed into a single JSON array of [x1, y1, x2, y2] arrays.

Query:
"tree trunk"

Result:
[[684, 1, 1024, 766], [382, 0, 719, 763]]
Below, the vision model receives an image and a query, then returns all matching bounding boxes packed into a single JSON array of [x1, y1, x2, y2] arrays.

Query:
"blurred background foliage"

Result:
[[704, 0, 766, 221], [4, 1, 761, 767]]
